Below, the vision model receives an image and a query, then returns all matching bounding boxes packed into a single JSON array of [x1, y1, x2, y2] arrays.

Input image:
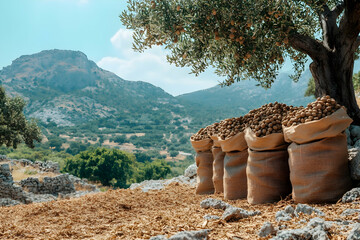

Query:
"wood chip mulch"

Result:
[[0, 183, 358, 239]]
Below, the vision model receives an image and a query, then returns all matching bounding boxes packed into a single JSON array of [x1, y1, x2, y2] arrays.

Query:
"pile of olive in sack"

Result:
[[190, 96, 353, 204]]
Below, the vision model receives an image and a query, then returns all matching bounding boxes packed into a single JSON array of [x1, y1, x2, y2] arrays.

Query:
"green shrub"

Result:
[[64, 148, 135, 188]]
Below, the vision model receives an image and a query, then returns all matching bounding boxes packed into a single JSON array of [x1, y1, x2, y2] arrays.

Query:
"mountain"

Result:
[[177, 71, 315, 116], [0, 49, 354, 155], [0, 50, 184, 127]]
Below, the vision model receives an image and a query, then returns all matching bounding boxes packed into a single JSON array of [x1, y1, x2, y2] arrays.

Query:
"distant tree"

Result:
[[112, 135, 127, 144], [48, 137, 64, 152], [121, 0, 360, 123], [64, 148, 135, 188], [134, 152, 151, 163], [0, 87, 41, 148], [66, 141, 89, 155], [305, 77, 316, 97], [142, 159, 171, 180], [169, 150, 178, 158]]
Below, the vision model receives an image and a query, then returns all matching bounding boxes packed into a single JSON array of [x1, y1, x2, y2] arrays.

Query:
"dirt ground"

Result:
[[0, 183, 358, 240]]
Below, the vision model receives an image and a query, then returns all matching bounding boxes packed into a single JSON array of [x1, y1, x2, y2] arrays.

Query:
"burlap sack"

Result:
[[212, 146, 225, 193], [288, 134, 351, 203], [283, 107, 352, 144], [219, 132, 248, 200], [244, 128, 291, 204], [211, 135, 224, 193], [191, 138, 214, 195], [244, 128, 287, 151], [284, 108, 352, 203]]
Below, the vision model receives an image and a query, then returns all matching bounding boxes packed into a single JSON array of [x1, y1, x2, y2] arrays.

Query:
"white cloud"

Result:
[[98, 28, 220, 96]]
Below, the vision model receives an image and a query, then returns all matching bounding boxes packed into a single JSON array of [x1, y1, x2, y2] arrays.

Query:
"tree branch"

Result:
[[331, 2, 345, 18], [288, 32, 326, 60], [339, 0, 360, 40]]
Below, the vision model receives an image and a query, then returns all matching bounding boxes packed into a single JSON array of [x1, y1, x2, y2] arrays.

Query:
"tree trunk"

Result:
[[309, 51, 360, 125]]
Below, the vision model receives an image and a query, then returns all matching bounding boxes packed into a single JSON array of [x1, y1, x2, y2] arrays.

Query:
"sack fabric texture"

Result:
[[245, 128, 291, 204], [219, 132, 248, 200], [284, 107, 353, 203], [211, 136, 225, 193], [191, 138, 214, 195]]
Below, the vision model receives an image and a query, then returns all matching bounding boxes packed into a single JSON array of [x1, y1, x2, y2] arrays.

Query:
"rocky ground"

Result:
[[2, 126, 360, 239], [0, 180, 360, 239]]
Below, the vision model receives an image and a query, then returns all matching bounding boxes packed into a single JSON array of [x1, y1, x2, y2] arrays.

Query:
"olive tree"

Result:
[[0, 87, 41, 148], [121, 0, 360, 123]]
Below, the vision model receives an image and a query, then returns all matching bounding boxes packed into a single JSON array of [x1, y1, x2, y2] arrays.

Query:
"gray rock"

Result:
[[200, 198, 230, 210], [168, 229, 210, 240], [350, 126, 360, 143], [275, 205, 295, 221], [346, 128, 353, 146], [184, 164, 197, 178], [271, 228, 312, 240], [258, 222, 277, 237], [349, 148, 360, 180], [295, 204, 325, 216], [21, 174, 75, 195], [0, 198, 21, 206], [203, 215, 220, 220], [27, 193, 57, 203], [222, 206, 261, 222], [307, 217, 332, 231], [130, 180, 165, 192], [343, 188, 360, 203], [341, 209, 360, 216], [272, 217, 330, 240], [150, 235, 168, 240], [165, 175, 195, 187], [347, 223, 360, 240], [130, 175, 196, 192]]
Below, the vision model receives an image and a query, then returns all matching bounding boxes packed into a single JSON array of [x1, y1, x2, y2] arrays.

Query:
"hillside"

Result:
[[0, 49, 184, 127], [177, 71, 315, 117]]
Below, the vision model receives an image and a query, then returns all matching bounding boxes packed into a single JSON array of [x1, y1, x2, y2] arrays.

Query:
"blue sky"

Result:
[[0, 0, 224, 96]]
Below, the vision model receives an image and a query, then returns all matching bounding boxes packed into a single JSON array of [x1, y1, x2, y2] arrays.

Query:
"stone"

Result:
[[21, 174, 75, 195], [342, 188, 360, 203], [350, 126, 360, 143], [272, 218, 330, 240], [130, 180, 165, 192], [0, 198, 21, 207], [349, 148, 359, 160], [349, 148, 360, 180], [165, 175, 195, 186], [150, 235, 168, 240], [27, 193, 57, 203], [275, 205, 295, 221], [184, 164, 197, 178], [168, 229, 210, 240], [258, 222, 277, 237], [200, 198, 230, 210], [307, 217, 331, 230], [295, 204, 325, 216], [130, 175, 196, 192], [203, 215, 220, 220], [341, 209, 360, 216], [222, 206, 261, 222], [347, 223, 360, 240], [271, 228, 312, 240], [346, 128, 353, 146]]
